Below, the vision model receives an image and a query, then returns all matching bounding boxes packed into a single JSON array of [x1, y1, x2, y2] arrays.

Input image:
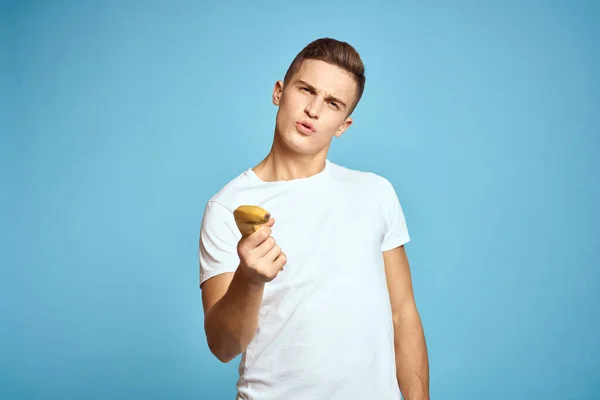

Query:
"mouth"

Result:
[[296, 121, 316, 134]]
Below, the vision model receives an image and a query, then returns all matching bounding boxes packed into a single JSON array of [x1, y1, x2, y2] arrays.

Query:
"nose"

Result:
[[305, 96, 323, 119]]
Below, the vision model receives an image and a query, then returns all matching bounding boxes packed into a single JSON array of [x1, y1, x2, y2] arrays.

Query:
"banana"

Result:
[[233, 205, 271, 238]]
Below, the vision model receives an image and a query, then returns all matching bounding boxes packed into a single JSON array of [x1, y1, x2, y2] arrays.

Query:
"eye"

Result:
[[300, 86, 311, 93], [329, 101, 339, 109]]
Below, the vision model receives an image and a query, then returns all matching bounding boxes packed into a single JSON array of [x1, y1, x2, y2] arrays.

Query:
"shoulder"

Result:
[[327, 161, 404, 217], [328, 160, 395, 192], [204, 168, 258, 213], [199, 168, 256, 236]]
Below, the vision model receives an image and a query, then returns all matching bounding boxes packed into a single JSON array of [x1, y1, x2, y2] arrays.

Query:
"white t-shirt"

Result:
[[199, 159, 411, 400]]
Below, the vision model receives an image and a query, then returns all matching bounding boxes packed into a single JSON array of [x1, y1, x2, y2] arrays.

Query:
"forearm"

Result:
[[394, 306, 429, 400], [204, 268, 265, 363]]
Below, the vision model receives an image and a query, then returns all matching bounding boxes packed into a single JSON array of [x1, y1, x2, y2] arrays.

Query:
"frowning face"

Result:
[[272, 59, 357, 157]]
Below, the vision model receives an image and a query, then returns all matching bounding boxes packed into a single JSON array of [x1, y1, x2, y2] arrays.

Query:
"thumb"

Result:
[[248, 218, 275, 245]]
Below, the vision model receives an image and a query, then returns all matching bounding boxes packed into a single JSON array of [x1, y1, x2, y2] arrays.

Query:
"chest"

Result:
[[259, 184, 388, 297]]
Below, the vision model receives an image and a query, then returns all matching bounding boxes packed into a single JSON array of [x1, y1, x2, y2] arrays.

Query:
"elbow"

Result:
[[203, 310, 246, 363], [213, 350, 236, 364], [213, 346, 237, 364], [206, 334, 239, 363], [392, 302, 421, 329]]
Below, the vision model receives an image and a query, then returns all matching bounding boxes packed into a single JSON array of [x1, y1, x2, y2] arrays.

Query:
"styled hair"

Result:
[[283, 38, 366, 115]]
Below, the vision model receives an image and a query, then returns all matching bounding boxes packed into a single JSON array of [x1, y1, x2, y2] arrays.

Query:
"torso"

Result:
[[213, 160, 402, 400]]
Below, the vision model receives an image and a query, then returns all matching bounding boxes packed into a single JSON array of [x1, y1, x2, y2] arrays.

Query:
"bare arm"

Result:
[[384, 245, 429, 400], [201, 219, 286, 363], [202, 271, 265, 363]]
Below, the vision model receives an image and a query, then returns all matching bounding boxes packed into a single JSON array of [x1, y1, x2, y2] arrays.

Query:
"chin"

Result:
[[278, 128, 328, 156]]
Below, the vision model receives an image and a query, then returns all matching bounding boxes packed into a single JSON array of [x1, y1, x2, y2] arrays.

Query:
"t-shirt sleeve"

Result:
[[198, 200, 242, 287], [380, 178, 411, 251]]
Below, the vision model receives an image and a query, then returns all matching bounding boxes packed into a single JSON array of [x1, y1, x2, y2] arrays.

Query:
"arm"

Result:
[[201, 218, 286, 363], [384, 245, 429, 400], [202, 270, 265, 363]]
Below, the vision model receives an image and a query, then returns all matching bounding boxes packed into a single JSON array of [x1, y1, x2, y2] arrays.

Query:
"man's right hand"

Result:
[[237, 218, 287, 284]]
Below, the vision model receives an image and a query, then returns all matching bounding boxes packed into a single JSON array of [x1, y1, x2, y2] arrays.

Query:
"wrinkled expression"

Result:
[[272, 59, 357, 155]]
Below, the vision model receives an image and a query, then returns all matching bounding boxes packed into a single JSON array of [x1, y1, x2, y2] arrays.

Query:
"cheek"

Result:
[[280, 90, 295, 105], [277, 97, 301, 124], [323, 115, 346, 132]]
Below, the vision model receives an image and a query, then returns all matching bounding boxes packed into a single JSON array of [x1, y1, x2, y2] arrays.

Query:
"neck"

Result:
[[252, 131, 329, 182]]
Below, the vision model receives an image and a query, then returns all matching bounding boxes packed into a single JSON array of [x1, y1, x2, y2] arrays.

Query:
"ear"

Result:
[[334, 117, 353, 138], [272, 80, 284, 106]]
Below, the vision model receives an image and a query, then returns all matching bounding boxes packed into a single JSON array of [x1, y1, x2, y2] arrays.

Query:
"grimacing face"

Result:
[[272, 59, 357, 157]]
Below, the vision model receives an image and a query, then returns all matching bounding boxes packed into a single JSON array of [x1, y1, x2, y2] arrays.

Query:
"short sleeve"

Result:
[[198, 200, 242, 287], [380, 179, 411, 251]]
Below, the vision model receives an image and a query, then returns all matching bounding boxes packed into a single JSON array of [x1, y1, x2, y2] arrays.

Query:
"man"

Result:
[[199, 37, 429, 399]]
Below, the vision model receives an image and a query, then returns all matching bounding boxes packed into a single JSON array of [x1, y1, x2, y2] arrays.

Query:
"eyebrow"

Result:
[[295, 80, 348, 109]]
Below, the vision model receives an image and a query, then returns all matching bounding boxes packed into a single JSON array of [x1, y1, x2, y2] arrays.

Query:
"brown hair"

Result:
[[283, 38, 366, 116]]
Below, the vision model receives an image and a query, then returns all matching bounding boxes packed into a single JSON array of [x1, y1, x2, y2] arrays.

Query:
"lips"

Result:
[[296, 120, 316, 133]]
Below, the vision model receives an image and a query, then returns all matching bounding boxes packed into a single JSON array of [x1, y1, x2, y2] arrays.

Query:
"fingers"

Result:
[[254, 235, 277, 259], [251, 232, 286, 268], [246, 219, 274, 246], [265, 242, 282, 262], [237, 217, 287, 277], [274, 252, 287, 270], [252, 218, 275, 235]]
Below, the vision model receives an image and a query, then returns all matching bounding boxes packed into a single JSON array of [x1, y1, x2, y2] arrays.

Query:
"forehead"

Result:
[[290, 59, 357, 101]]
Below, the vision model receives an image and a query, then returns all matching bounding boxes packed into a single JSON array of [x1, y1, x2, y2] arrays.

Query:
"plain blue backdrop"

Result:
[[2, 1, 599, 399]]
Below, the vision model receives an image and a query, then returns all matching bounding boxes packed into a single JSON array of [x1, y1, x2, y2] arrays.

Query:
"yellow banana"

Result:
[[233, 205, 271, 238]]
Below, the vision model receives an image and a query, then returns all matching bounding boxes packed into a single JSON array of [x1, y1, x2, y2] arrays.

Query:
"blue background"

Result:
[[2, 1, 599, 399]]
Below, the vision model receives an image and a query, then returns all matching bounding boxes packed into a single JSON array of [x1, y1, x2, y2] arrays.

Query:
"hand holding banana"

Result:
[[234, 205, 287, 283]]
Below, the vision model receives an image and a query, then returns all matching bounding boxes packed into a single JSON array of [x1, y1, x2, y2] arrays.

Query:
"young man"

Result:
[[199, 38, 429, 400]]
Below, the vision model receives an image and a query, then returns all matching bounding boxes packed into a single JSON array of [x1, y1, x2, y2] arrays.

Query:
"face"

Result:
[[272, 59, 356, 157]]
